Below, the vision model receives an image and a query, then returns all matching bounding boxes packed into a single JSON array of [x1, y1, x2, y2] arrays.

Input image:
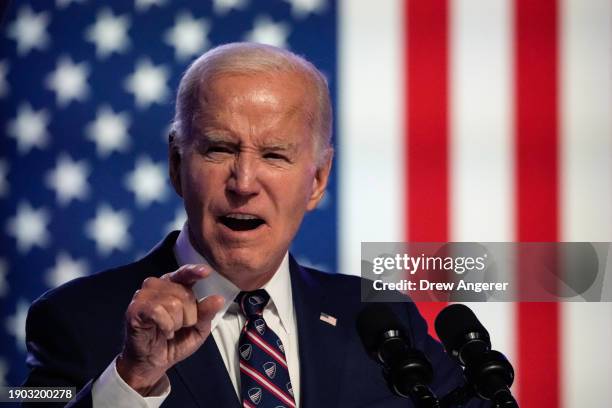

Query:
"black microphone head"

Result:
[[434, 304, 490, 356], [356, 303, 405, 353]]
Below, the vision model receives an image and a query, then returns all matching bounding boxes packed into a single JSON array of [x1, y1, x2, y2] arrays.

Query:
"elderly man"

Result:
[[24, 43, 485, 407]]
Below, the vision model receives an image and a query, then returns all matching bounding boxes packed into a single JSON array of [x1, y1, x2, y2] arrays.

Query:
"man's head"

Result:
[[169, 43, 333, 290]]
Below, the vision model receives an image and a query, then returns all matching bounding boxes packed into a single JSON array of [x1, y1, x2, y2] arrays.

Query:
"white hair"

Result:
[[170, 42, 333, 166]]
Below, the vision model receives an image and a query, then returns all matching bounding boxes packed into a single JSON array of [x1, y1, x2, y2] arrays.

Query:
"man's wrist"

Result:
[[116, 354, 167, 396]]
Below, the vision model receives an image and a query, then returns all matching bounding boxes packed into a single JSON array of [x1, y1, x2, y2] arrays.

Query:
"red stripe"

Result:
[[515, 0, 560, 406], [405, 0, 449, 336], [245, 330, 288, 368], [240, 362, 295, 407]]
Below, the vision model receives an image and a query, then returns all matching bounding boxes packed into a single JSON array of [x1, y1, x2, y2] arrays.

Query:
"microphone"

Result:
[[435, 304, 518, 407], [357, 304, 440, 408]]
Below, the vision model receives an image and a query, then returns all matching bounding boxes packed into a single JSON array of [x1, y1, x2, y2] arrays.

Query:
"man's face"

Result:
[[170, 72, 331, 290]]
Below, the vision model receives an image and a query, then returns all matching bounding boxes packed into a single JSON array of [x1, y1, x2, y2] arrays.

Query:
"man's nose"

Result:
[[226, 153, 261, 197]]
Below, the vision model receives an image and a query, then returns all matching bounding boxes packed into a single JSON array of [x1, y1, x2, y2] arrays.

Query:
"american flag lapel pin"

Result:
[[319, 312, 337, 327]]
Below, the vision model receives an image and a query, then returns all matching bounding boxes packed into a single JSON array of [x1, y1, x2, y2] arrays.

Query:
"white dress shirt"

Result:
[[92, 224, 301, 407]]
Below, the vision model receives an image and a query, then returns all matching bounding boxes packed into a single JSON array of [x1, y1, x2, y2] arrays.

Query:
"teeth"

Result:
[[225, 214, 259, 220]]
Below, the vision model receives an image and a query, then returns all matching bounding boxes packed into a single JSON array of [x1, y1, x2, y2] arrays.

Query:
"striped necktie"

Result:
[[236, 289, 296, 408]]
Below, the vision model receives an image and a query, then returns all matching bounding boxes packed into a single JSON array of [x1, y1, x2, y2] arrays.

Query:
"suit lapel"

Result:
[[170, 336, 240, 408], [289, 257, 350, 408]]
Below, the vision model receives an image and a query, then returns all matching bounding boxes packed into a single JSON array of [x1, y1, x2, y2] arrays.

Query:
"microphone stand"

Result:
[[439, 383, 475, 408], [439, 381, 519, 408], [388, 375, 440, 408]]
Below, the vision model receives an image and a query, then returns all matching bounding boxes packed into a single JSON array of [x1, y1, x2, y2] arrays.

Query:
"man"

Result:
[[24, 43, 486, 407]]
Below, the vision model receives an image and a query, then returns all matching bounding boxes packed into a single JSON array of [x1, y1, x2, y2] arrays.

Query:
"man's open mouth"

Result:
[[219, 214, 266, 231]]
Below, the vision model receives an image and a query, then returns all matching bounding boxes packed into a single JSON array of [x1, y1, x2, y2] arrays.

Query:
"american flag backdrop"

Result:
[[0, 1, 611, 407]]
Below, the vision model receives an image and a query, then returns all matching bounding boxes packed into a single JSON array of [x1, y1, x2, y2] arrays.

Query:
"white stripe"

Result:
[[240, 362, 295, 407], [246, 330, 287, 367], [560, 0, 612, 406], [339, 0, 404, 275], [449, 0, 516, 373]]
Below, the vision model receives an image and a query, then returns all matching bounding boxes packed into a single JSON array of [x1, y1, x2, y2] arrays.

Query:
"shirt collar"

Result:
[[172, 223, 295, 334]]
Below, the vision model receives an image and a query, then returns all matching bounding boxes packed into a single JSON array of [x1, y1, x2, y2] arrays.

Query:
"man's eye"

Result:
[[263, 152, 289, 161], [207, 146, 233, 155]]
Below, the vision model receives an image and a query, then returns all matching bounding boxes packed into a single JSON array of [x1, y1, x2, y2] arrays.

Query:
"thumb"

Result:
[[194, 295, 225, 335]]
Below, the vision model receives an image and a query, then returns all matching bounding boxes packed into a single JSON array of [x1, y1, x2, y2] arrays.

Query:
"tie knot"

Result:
[[236, 289, 270, 318]]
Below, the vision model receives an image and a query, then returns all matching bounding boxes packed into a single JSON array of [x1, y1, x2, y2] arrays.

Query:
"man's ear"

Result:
[[306, 148, 334, 211], [168, 131, 183, 197]]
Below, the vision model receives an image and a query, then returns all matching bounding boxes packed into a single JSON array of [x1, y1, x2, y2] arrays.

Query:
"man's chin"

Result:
[[211, 250, 283, 288], [218, 264, 274, 290]]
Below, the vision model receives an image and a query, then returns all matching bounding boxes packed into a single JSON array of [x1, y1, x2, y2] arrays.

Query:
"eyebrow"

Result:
[[198, 131, 235, 144], [261, 142, 298, 153], [199, 132, 299, 153]]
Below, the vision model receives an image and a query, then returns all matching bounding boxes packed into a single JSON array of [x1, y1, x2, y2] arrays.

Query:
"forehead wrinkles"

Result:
[[195, 74, 315, 135]]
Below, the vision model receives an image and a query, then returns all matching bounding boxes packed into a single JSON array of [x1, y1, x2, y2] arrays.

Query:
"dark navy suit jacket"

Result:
[[23, 232, 489, 407]]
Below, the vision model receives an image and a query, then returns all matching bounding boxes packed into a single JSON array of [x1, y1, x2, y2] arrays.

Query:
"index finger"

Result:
[[163, 264, 213, 287]]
